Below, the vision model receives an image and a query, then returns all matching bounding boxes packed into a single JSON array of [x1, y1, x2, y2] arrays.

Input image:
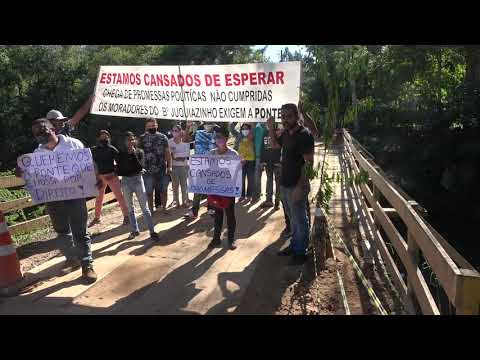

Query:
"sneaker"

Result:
[[208, 239, 222, 248], [150, 232, 160, 241], [260, 201, 274, 208], [208, 209, 216, 217], [277, 247, 294, 256], [288, 254, 308, 266], [238, 197, 246, 203], [184, 209, 198, 219], [228, 242, 237, 251], [251, 196, 261, 203], [88, 218, 101, 228], [82, 264, 97, 284], [128, 231, 140, 240], [60, 258, 81, 275], [122, 217, 130, 225]]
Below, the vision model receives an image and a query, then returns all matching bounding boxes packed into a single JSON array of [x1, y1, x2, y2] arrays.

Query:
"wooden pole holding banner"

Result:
[[177, 65, 189, 124]]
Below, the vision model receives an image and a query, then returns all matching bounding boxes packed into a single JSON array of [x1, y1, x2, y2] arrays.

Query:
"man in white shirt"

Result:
[[17, 118, 98, 283]]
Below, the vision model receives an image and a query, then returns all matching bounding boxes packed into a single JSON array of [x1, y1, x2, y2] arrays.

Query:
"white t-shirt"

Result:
[[168, 138, 190, 167], [34, 134, 84, 153]]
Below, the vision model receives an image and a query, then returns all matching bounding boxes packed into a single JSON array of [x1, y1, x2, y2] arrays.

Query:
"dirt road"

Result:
[[0, 142, 390, 315]]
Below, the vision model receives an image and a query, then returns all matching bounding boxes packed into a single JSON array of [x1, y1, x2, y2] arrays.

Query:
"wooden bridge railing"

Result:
[[342, 129, 480, 315], [0, 176, 116, 235]]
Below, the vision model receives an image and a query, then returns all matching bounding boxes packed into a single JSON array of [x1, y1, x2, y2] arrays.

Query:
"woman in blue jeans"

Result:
[[117, 132, 159, 241]]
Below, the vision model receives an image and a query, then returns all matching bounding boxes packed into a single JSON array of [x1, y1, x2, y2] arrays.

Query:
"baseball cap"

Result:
[[46, 110, 68, 121]]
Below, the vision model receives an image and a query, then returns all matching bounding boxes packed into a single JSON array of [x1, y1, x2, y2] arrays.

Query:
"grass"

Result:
[[12, 227, 52, 247]]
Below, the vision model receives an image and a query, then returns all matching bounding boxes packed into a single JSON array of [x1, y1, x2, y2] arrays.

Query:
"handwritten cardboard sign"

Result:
[[17, 149, 99, 204], [188, 155, 242, 197]]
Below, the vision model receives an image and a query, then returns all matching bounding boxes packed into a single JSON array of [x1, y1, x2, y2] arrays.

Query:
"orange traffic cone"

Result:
[[0, 211, 23, 295]]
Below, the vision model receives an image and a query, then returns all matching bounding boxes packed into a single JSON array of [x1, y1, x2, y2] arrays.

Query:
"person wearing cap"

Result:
[[46, 95, 94, 137], [207, 126, 240, 250], [88, 130, 130, 227], [183, 121, 217, 219]]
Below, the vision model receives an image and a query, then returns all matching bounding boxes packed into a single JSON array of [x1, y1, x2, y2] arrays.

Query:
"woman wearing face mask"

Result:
[[168, 124, 191, 208], [89, 130, 129, 227], [207, 126, 240, 250], [229, 123, 256, 202], [117, 132, 159, 241]]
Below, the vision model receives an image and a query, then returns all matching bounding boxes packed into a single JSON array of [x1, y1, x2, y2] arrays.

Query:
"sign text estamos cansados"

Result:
[[91, 62, 301, 122], [188, 155, 242, 197]]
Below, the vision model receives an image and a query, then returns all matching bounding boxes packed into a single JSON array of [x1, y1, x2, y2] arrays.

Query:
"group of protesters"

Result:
[[16, 97, 315, 284]]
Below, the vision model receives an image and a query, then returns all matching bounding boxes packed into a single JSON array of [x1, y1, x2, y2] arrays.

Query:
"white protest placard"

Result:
[[17, 149, 99, 204], [91, 61, 301, 122], [188, 155, 242, 197]]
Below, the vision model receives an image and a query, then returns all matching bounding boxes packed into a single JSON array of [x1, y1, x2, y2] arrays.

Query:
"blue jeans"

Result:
[[121, 175, 156, 234], [253, 159, 263, 198], [281, 183, 310, 256], [45, 199, 92, 264], [265, 163, 281, 203], [241, 161, 255, 198], [143, 172, 170, 196]]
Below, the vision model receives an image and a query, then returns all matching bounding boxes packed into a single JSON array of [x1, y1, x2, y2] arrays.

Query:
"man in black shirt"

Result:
[[267, 103, 315, 266], [89, 130, 129, 227]]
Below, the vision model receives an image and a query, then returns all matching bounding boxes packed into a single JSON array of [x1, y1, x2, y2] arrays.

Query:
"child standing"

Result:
[[207, 126, 240, 251]]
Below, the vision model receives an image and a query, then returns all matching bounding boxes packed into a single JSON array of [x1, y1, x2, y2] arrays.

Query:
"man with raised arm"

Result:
[[266, 103, 315, 266], [46, 95, 94, 137]]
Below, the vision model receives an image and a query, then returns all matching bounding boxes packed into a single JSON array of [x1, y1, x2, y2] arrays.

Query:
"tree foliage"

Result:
[[0, 45, 266, 169], [301, 45, 480, 223]]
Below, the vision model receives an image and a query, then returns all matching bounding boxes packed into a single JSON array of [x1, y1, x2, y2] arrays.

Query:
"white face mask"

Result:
[[204, 125, 213, 132], [241, 130, 249, 137]]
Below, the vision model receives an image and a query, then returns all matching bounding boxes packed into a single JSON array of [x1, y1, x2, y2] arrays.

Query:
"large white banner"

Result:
[[188, 155, 243, 197], [17, 149, 99, 204], [91, 61, 301, 122]]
